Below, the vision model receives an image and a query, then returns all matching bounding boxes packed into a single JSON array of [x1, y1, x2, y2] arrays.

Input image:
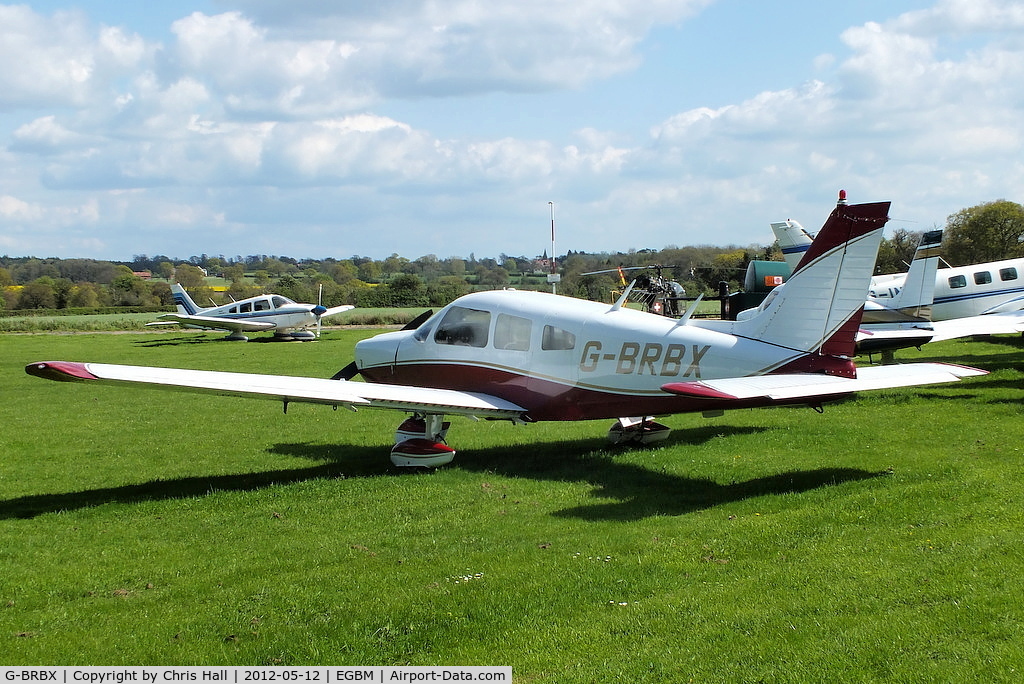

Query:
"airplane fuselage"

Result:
[[197, 295, 319, 330], [869, 257, 1024, 319], [355, 289, 822, 421]]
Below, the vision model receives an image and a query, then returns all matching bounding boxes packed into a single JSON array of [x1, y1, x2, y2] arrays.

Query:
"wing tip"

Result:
[[660, 381, 738, 400], [25, 361, 97, 382]]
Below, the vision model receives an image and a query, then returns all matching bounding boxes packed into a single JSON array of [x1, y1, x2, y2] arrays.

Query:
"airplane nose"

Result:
[[311, 305, 327, 316], [354, 330, 408, 375]]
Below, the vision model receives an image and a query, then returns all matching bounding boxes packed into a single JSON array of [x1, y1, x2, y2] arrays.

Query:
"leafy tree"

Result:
[[328, 261, 359, 284], [388, 273, 428, 306], [70, 283, 102, 308], [156, 262, 175, 280], [109, 273, 148, 306], [428, 276, 470, 306], [875, 228, 923, 275], [175, 264, 206, 288], [52, 278, 74, 309], [17, 280, 56, 309], [357, 260, 382, 283], [944, 200, 1024, 265], [149, 281, 174, 306], [222, 263, 246, 283]]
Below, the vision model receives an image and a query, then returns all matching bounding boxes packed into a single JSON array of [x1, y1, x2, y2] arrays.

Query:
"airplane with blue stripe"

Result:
[[148, 283, 353, 341]]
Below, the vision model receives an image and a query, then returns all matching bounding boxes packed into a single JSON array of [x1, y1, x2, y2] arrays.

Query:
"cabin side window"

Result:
[[948, 275, 967, 289], [434, 306, 490, 348], [1000, 267, 1018, 281], [229, 306, 238, 314], [542, 325, 576, 351], [974, 271, 993, 285], [494, 314, 532, 351], [254, 299, 271, 311], [240, 302, 253, 313]]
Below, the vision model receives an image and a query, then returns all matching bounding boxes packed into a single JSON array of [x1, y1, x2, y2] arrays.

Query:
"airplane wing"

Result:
[[926, 311, 1024, 343], [854, 311, 1024, 348], [146, 313, 277, 333], [660, 363, 986, 401], [25, 361, 527, 419]]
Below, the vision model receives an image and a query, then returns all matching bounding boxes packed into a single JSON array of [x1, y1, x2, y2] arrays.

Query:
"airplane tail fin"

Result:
[[769, 219, 814, 271], [883, 229, 942, 320], [734, 195, 890, 371], [170, 283, 202, 315]]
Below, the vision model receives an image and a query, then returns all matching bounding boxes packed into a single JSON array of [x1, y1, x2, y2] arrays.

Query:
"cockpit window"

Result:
[[434, 306, 490, 347], [494, 314, 532, 351], [272, 296, 291, 308], [542, 325, 576, 350]]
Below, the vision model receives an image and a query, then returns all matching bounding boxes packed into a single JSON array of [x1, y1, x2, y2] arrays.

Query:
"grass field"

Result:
[[1, 329, 1023, 679], [0, 308, 427, 332]]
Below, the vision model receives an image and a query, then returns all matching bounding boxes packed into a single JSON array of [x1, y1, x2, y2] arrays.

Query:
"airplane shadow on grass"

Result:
[[0, 424, 887, 522], [442, 425, 887, 521], [134, 334, 222, 347], [134, 334, 309, 347]]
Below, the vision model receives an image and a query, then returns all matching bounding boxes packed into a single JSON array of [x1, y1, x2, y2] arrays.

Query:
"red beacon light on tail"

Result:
[[838, 189, 848, 205]]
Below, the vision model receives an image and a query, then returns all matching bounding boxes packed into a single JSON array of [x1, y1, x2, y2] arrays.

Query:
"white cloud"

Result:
[[0, 5, 149, 109], [4, 1, 1024, 259]]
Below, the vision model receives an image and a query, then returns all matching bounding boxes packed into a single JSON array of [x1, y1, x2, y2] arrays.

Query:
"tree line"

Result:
[[2, 199, 1022, 313]]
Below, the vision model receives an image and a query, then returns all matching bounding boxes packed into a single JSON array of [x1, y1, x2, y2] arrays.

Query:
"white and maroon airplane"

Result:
[[27, 197, 984, 467]]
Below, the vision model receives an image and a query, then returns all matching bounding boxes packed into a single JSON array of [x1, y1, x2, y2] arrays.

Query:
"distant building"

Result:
[[132, 270, 152, 280]]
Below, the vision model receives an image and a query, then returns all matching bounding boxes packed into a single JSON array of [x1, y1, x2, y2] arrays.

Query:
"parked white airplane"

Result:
[[28, 198, 985, 467], [147, 283, 353, 341], [772, 216, 1024, 320]]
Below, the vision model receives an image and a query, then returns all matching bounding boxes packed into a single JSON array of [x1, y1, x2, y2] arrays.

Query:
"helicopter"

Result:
[[581, 264, 687, 316]]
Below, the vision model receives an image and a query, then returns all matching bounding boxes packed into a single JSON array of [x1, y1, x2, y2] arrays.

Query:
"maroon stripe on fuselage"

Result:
[[360, 362, 826, 421]]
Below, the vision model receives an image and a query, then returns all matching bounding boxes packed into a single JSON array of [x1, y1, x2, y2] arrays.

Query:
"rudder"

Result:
[[734, 197, 891, 360]]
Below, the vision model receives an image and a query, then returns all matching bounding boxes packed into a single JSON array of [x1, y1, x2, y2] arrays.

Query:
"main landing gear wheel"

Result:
[[391, 415, 455, 467], [607, 416, 672, 445]]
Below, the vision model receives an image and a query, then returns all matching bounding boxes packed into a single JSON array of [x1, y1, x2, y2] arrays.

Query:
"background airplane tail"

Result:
[[170, 283, 202, 315], [734, 197, 891, 366], [885, 229, 942, 320], [769, 219, 814, 271]]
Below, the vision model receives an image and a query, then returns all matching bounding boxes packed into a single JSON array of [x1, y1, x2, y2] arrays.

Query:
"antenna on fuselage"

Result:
[[674, 293, 704, 326], [610, 280, 637, 311]]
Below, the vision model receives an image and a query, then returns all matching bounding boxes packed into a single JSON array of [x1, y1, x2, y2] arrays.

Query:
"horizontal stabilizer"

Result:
[[25, 361, 527, 419], [660, 363, 986, 401]]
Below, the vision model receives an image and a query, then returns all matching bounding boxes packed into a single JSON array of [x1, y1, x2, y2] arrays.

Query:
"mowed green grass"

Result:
[[1, 329, 1024, 680]]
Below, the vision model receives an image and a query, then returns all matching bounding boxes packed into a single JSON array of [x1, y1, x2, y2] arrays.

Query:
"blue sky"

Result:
[[1, 0, 1020, 262]]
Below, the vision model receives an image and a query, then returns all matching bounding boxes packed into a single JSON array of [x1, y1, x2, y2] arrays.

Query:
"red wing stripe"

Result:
[[660, 382, 738, 399], [25, 361, 98, 382]]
